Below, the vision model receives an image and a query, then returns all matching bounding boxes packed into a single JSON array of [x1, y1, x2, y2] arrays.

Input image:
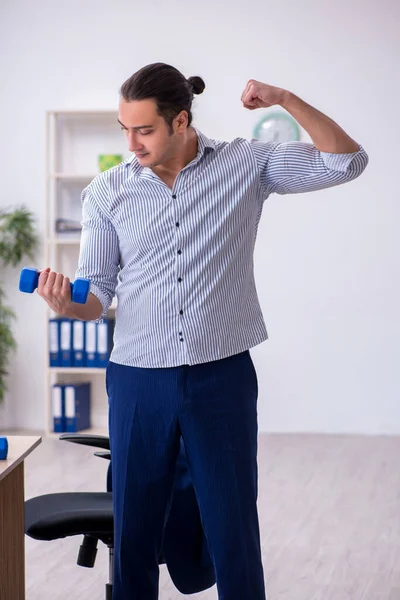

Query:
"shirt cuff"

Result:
[[320, 144, 365, 173], [89, 283, 112, 322]]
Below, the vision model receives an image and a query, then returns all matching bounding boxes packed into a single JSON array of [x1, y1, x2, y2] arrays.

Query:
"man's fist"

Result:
[[241, 80, 287, 110], [37, 268, 73, 316]]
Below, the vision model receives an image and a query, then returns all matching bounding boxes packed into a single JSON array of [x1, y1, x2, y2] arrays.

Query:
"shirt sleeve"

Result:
[[250, 140, 369, 198], [75, 181, 120, 319]]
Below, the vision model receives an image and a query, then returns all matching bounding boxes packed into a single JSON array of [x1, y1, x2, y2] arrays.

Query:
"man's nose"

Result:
[[128, 131, 143, 152]]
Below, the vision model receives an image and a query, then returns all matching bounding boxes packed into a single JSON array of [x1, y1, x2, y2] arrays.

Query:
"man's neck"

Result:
[[153, 128, 198, 180]]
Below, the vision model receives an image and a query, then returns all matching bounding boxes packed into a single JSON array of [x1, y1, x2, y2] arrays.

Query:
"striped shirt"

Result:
[[75, 129, 368, 368]]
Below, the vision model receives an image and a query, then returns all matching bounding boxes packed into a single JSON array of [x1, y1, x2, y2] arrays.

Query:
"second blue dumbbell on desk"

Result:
[[19, 268, 90, 304], [0, 437, 8, 460]]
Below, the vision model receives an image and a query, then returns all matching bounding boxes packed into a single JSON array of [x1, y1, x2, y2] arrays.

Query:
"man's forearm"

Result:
[[68, 292, 103, 321], [280, 91, 360, 154]]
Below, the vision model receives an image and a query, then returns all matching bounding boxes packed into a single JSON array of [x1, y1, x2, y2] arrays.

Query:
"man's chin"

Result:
[[140, 158, 160, 169]]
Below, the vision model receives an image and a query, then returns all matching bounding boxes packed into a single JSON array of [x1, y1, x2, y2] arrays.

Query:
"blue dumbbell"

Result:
[[19, 268, 90, 304], [0, 437, 8, 460]]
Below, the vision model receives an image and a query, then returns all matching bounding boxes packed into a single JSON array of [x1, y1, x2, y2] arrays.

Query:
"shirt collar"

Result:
[[194, 128, 216, 156]]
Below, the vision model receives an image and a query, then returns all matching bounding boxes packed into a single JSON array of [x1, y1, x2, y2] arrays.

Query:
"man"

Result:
[[38, 62, 368, 599]]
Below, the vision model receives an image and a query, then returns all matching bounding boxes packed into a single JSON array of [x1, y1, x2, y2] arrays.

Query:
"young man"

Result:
[[38, 62, 368, 599]]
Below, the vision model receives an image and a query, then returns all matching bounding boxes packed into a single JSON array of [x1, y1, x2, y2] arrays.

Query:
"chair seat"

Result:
[[25, 492, 113, 542]]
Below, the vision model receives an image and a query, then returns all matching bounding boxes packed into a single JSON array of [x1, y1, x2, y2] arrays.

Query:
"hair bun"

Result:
[[187, 76, 205, 95]]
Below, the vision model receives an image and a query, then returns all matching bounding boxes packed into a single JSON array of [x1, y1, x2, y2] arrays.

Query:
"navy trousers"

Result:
[[106, 350, 266, 600]]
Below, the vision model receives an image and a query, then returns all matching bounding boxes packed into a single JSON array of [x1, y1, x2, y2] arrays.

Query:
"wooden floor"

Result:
[[20, 433, 400, 599]]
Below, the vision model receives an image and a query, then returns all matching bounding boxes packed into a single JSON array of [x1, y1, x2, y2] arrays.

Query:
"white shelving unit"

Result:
[[44, 110, 128, 436]]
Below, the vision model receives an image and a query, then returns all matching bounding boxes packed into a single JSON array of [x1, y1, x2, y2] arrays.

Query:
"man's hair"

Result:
[[119, 63, 205, 128]]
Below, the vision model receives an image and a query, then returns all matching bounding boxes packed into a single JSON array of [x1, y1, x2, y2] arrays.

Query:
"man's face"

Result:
[[118, 98, 182, 168]]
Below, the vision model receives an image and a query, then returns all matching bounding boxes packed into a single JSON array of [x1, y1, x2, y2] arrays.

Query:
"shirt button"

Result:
[[180, 310, 184, 315], [172, 194, 177, 199], [178, 277, 183, 282], [180, 338, 184, 342], [176, 222, 180, 227], [177, 249, 182, 255]]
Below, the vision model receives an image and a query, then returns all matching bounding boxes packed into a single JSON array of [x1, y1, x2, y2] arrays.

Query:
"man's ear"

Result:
[[174, 110, 189, 133]]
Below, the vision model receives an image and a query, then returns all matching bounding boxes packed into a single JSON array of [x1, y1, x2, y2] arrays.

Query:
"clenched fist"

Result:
[[241, 80, 287, 110], [37, 268, 74, 316]]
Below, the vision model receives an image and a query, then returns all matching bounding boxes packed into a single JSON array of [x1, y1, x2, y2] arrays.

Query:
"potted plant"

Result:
[[0, 206, 38, 403]]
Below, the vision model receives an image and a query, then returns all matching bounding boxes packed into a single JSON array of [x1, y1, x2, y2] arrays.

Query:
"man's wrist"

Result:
[[279, 89, 296, 110], [65, 304, 80, 320]]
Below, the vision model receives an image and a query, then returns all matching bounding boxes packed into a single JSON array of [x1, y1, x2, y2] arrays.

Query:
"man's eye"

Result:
[[140, 130, 152, 136]]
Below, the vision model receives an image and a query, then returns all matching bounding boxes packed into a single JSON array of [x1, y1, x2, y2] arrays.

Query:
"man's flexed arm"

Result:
[[241, 80, 360, 154], [242, 80, 368, 196]]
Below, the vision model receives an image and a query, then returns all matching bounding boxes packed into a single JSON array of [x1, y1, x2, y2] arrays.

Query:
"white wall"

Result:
[[0, 0, 398, 434]]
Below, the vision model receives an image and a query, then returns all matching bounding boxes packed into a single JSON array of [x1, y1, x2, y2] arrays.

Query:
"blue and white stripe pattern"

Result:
[[75, 129, 368, 368]]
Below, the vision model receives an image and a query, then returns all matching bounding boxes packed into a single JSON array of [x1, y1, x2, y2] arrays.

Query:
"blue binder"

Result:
[[85, 322, 97, 368], [49, 319, 60, 367], [96, 319, 115, 368], [64, 383, 91, 432], [59, 319, 73, 367], [52, 384, 65, 432], [72, 320, 86, 367]]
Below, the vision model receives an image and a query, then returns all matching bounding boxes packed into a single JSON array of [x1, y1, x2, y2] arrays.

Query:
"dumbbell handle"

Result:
[[19, 268, 90, 304]]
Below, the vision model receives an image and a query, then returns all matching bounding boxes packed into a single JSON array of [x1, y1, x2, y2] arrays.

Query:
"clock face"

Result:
[[253, 112, 301, 143]]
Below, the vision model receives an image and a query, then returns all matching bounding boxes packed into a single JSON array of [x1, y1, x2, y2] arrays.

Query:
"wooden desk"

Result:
[[0, 436, 42, 600]]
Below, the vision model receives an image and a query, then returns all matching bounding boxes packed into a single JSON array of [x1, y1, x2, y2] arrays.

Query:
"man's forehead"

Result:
[[119, 98, 158, 119]]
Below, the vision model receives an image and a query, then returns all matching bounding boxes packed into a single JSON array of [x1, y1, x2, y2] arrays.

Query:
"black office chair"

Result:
[[25, 434, 215, 600]]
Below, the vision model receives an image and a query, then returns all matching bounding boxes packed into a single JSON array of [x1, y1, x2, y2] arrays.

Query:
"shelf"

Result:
[[49, 368, 106, 374], [47, 237, 81, 245], [45, 426, 109, 439], [44, 109, 124, 436], [49, 173, 98, 182]]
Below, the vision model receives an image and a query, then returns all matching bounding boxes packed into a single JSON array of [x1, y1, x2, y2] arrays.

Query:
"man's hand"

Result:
[[37, 267, 75, 317], [241, 80, 287, 110]]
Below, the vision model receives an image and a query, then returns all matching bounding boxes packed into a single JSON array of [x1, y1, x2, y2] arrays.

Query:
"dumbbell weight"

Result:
[[0, 437, 8, 460], [19, 268, 90, 304]]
